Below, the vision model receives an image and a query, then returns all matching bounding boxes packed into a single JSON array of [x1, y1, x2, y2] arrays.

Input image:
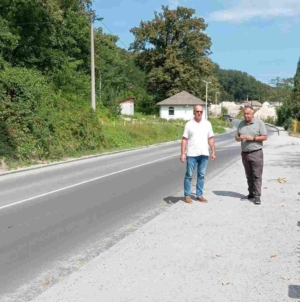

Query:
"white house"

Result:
[[241, 100, 262, 109], [120, 98, 134, 115], [156, 91, 206, 120], [255, 106, 277, 121], [262, 101, 271, 108], [210, 101, 240, 117]]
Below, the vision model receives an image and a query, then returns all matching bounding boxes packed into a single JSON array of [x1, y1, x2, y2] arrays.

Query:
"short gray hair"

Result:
[[244, 105, 254, 111], [193, 105, 203, 110]]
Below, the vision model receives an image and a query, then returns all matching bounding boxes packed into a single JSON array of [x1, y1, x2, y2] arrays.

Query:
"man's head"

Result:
[[244, 105, 254, 123], [193, 105, 203, 121]]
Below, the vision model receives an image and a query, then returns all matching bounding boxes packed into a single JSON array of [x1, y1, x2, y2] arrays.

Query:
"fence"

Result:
[[293, 120, 300, 133]]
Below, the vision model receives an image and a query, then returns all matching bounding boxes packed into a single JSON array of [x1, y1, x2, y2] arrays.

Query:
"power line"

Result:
[[100, 21, 129, 49]]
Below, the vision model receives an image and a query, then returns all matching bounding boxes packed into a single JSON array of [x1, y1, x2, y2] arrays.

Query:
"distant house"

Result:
[[270, 101, 282, 107], [216, 101, 240, 117], [120, 98, 134, 115], [241, 100, 262, 109], [262, 101, 271, 107], [156, 91, 206, 120], [254, 106, 277, 121]]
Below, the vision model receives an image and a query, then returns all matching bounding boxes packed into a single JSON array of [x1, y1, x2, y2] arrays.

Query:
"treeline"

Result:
[[215, 67, 271, 102], [0, 0, 154, 161]]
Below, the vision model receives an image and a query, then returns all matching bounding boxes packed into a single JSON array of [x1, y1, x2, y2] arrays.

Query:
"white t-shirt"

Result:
[[182, 119, 214, 156]]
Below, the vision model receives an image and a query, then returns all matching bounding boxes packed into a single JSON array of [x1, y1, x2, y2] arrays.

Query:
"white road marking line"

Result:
[[0, 154, 179, 212]]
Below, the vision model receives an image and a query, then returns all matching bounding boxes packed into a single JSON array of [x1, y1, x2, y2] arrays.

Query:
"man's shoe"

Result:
[[185, 196, 193, 204], [197, 196, 208, 203], [241, 195, 254, 201], [254, 197, 261, 205]]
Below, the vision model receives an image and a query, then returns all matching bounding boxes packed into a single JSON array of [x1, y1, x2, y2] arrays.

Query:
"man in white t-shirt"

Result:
[[180, 105, 216, 204]]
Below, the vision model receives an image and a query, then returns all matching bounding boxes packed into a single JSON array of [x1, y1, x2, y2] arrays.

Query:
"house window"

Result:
[[168, 107, 175, 116]]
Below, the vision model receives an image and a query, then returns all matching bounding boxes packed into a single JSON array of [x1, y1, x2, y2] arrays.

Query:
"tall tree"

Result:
[[268, 77, 293, 104], [130, 6, 213, 101], [290, 58, 300, 120], [0, 0, 91, 74], [94, 28, 154, 114], [276, 60, 300, 127]]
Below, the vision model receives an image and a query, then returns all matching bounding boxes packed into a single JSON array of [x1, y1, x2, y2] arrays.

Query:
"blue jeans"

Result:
[[184, 156, 209, 197]]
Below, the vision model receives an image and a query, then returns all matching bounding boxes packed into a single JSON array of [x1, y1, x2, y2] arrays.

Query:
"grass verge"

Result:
[[1, 119, 227, 172]]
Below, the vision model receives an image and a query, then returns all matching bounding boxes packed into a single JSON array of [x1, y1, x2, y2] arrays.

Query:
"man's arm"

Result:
[[180, 137, 188, 163], [244, 121, 268, 142], [238, 134, 267, 142], [257, 120, 268, 141], [207, 122, 216, 160], [235, 133, 243, 142], [252, 135, 267, 142], [235, 123, 243, 142], [208, 137, 216, 160]]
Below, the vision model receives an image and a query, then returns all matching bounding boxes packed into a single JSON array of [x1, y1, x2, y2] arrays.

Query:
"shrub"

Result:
[[0, 67, 106, 160], [0, 67, 56, 159]]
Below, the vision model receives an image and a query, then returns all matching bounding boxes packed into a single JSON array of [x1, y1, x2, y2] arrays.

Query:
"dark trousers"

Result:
[[241, 149, 264, 197]]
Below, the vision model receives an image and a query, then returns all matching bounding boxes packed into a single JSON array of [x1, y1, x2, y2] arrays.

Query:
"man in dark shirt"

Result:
[[235, 105, 268, 204]]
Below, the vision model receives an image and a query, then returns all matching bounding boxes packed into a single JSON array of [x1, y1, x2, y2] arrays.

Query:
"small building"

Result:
[[241, 100, 262, 109], [255, 106, 277, 121], [120, 98, 134, 115], [216, 101, 240, 117], [156, 91, 206, 120], [262, 101, 271, 108]]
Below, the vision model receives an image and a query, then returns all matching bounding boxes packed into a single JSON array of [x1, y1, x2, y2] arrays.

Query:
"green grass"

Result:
[[261, 117, 277, 125], [209, 117, 233, 129], [101, 118, 228, 150], [2, 119, 227, 171], [236, 110, 244, 119]]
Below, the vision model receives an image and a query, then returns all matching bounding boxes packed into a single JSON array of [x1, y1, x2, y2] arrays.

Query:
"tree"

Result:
[[130, 6, 213, 101], [276, 60, 300, 128], [268, 77, 293, 104], [0, 16, 18, 67], [94, 29, 154, 114], [290, 58, 300, 120], [0, 0, 91, 74], [215, 67, 272, 102]]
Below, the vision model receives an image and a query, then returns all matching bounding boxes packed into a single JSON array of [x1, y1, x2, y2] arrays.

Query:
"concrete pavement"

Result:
[[32, 131, 300, 302]]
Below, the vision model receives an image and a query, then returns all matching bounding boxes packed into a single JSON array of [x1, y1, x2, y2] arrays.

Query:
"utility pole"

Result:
[[203, 80, 211, 120], [90, 12, 96, 111], [215, 91, 219, 116], [90, 11, 104, 111]]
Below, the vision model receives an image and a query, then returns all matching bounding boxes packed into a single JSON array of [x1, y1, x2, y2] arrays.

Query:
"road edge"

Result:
[[0, 128, 236, 177]]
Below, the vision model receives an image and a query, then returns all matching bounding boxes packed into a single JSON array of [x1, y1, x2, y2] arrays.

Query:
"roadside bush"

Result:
[[262, 117, 277, 125], [283, 117, 293, 131], [221, 107, 228, 115], [0, 67, 56, 159], [0, 67, 105, 160], [49, 108, 105, 157], [210, 116, 232, 128]]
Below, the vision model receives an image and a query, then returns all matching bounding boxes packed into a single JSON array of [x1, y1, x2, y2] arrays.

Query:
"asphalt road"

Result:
[[0, 121, 276, 302]]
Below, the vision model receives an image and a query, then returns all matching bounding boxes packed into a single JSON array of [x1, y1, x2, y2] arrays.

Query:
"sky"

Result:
[[93, 0, 300, 85]]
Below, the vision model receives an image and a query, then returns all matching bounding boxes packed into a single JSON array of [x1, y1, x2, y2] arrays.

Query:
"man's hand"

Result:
[[180, 154, 186, 163], [244, 135, 254, 141], [211, 152, 216, 160], [238, 135, 255, 141], [235, 134, 242, 142]]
